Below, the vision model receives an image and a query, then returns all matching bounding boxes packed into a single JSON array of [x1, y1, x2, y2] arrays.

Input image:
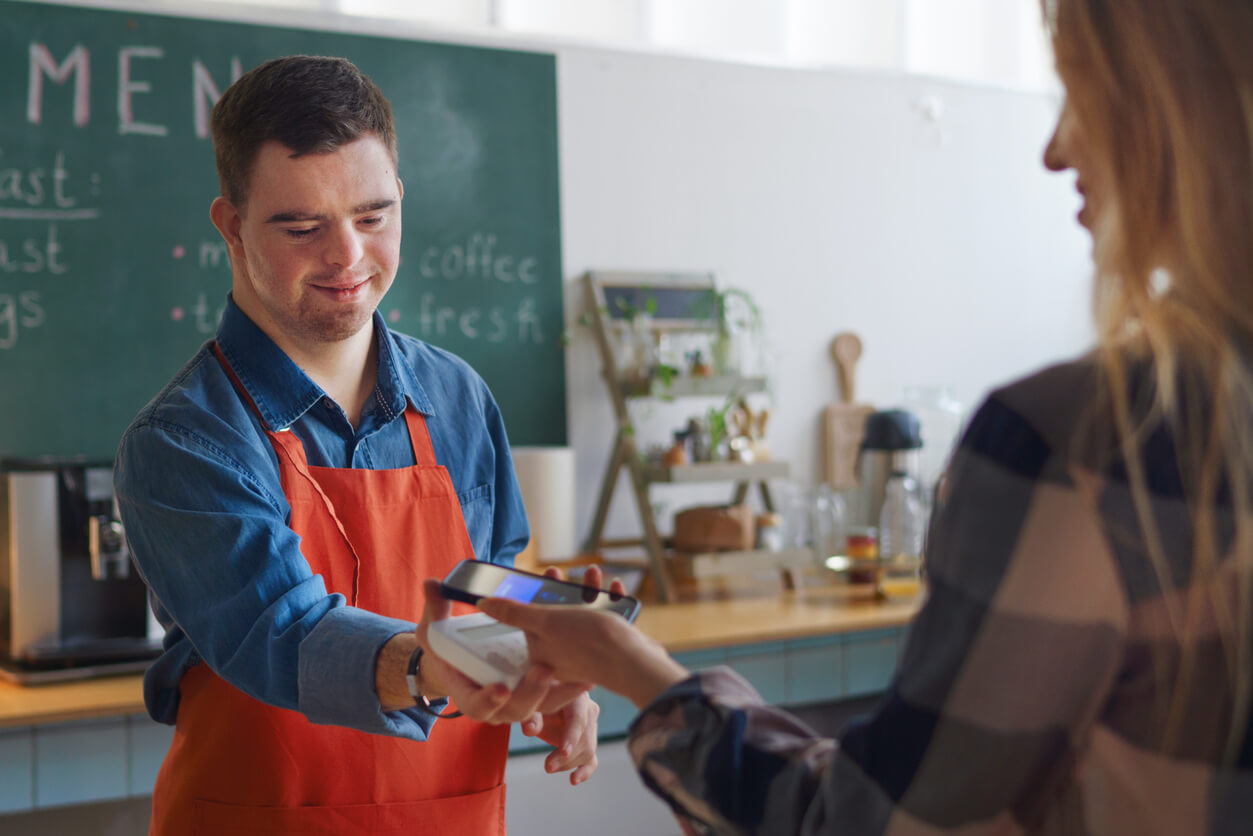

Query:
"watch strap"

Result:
[[406, 645, 463, 718]]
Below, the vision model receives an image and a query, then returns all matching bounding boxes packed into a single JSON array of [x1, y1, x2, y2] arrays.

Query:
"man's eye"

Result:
[[285, 228, 316, 239], [360, 216, 383, 227]]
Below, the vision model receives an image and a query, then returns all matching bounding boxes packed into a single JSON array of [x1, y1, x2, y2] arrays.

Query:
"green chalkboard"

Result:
[[0, 0, 565, 458]]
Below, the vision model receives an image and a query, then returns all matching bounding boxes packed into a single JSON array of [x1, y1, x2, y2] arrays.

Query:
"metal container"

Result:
[[854, 410, 922, 528]]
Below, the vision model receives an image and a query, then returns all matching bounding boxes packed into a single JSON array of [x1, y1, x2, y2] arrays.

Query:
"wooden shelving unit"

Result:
[[643, 460, 788, 484], [617, 374, 768, 398], [581, 271, 796, 602]]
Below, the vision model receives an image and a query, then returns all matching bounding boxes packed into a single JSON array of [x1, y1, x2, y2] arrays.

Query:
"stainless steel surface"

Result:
[[89, 515, 129, 580], [8, 472, 60, 659]]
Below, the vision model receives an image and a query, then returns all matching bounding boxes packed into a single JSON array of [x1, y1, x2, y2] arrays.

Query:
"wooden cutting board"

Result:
[[824, 333, 873, 490]]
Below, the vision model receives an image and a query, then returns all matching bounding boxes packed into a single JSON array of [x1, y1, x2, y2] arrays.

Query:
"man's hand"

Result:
[[521, 691, 602, 785]]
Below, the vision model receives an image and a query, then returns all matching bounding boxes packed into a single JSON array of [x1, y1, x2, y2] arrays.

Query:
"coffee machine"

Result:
[[0, 458, 161, 683]]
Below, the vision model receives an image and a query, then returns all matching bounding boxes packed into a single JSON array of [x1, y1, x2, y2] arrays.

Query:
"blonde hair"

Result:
[[1051, 0, 1253, 760]]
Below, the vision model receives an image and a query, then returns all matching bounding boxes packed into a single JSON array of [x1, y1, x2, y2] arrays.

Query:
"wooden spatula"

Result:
[[824, 332, 873, 490]]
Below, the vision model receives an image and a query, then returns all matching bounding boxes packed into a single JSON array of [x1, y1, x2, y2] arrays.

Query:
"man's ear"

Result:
[[209, 197, 244, 253], [397, 177, 404, 200]]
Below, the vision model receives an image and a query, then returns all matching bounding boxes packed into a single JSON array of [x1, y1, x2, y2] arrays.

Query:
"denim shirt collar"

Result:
[[215, 295, 433, 431]]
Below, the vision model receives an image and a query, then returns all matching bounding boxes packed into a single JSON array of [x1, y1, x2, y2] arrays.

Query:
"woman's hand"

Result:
[[479, 579, 689, 709], [415, 578, 589, 723]]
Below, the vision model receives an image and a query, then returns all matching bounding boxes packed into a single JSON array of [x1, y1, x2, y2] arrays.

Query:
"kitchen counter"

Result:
[[0, 584, 920, 729]]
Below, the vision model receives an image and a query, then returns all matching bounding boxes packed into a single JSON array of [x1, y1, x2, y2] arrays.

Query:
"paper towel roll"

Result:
[[511, 446, 577, 562]]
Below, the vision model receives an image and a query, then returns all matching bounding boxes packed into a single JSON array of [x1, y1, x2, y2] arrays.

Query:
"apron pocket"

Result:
[[192, 783, 506, 835]]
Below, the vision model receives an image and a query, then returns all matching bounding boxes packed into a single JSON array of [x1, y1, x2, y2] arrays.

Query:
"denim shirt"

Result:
[[114, 296, 528, 741]]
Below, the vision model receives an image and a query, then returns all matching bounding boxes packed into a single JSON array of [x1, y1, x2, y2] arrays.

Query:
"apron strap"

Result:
[[211, 342, 271, 430], [211, 341, 364, 604], [403, 406, 439, 467]]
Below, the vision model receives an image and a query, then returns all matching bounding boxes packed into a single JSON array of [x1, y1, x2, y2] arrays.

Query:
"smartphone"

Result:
[[440, 559, 641, 621]]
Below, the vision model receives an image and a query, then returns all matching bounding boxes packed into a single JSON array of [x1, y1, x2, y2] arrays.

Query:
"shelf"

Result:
[[582, 272, 784, 602], [671, 547, 816, 580], [618, 374, 768, 398], [644, 460, 788, 484]]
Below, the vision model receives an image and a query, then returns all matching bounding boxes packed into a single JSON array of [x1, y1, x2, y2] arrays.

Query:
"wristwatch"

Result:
[[406, 646, 462, 718]]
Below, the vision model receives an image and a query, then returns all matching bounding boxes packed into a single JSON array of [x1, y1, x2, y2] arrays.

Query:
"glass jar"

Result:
[[844, 526, 879, 585], [902, 385, 965, 514], [877, 471, 925, 599], [775, 481, 811, 551], [808, 484, 848, 568]]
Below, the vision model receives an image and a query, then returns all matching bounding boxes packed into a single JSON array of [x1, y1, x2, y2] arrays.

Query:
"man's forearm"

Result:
[[375, 633, 421, 711]]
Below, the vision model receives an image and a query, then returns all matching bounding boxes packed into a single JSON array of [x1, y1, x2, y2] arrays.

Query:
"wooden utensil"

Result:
[[824, 332, 873, 490], [831, 332, 862, 404]]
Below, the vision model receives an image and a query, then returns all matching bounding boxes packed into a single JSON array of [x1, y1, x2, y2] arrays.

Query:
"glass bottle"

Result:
[[878, 470, 925, 599], [901, 385, 965, 516]]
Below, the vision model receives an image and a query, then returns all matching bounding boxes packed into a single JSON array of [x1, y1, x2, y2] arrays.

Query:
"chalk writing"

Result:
[[27, 44, 90, 127], [0, 291, 45, 349], [0, 224, 68, 274], [26, 42, 242, 139], [193, 58, 243, 139], [0, 149, 100, 277], [167, 293, 225, 335], [118, 46, 166, 137], [0, 150, 82, 208], [407, 293, 545, 344], [416, 233, 538, 284], [199, 240, 228, 270]]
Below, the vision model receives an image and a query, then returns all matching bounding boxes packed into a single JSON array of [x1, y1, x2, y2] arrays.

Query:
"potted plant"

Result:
[[712, 287, 764, 377]]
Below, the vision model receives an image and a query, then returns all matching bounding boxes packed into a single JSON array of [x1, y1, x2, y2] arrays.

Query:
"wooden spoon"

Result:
[[830, 332, 863, 404]]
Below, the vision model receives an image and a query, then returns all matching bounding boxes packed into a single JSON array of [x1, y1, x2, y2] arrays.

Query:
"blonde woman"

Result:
[[469, 1, 1253, 832]]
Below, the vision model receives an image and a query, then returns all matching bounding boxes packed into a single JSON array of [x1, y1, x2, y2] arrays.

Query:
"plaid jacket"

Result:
[[627, 359, 1253, 835]]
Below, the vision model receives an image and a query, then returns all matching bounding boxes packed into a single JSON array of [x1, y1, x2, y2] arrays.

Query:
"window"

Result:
[[141, 0, 1056, 91]]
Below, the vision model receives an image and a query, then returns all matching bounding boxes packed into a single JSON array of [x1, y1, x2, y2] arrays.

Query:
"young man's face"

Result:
[[213, 135, 403, 354]]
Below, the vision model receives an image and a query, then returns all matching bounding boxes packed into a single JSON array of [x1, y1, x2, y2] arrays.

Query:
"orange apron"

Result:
[[149, 346, 510, 835]]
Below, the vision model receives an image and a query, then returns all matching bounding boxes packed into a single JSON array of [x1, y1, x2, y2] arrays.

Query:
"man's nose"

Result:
[[324, 222, 364, 268]]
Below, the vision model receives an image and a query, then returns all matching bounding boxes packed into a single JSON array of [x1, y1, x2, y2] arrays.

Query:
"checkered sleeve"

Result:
[[628, 381, 1130, 834]]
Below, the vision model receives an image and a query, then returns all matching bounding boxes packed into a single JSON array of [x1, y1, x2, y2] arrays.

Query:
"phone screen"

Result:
[[440, 560, 641, 621]]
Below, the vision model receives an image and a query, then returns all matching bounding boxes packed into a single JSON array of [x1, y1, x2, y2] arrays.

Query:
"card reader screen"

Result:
[[492, 574, 544, 603]]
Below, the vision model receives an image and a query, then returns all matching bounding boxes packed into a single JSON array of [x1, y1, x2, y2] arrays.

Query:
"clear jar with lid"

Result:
[[844, 526, 879, 585]]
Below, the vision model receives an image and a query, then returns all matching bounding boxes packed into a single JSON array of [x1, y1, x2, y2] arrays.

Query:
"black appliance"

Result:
[[0, 459, 161, 683]]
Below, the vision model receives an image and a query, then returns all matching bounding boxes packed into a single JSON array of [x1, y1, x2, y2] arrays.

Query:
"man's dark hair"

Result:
[[210, 55, 397, 210]]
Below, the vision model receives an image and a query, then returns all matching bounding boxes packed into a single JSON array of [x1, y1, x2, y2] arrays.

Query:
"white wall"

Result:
[[557, 48, 1094, 543], [29, 0, 1094, 548]]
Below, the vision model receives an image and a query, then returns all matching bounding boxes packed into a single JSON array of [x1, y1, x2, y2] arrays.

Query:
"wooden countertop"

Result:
[[634, 583, 919, 653], [0, 672, 150, 729], [1, 584, 920, 729]]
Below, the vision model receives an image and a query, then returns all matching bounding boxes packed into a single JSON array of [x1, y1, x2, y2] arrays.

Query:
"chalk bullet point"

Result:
[[388, 309, 401, 323], [171, 307, 185, 321], [172, 245, 186, 259]]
